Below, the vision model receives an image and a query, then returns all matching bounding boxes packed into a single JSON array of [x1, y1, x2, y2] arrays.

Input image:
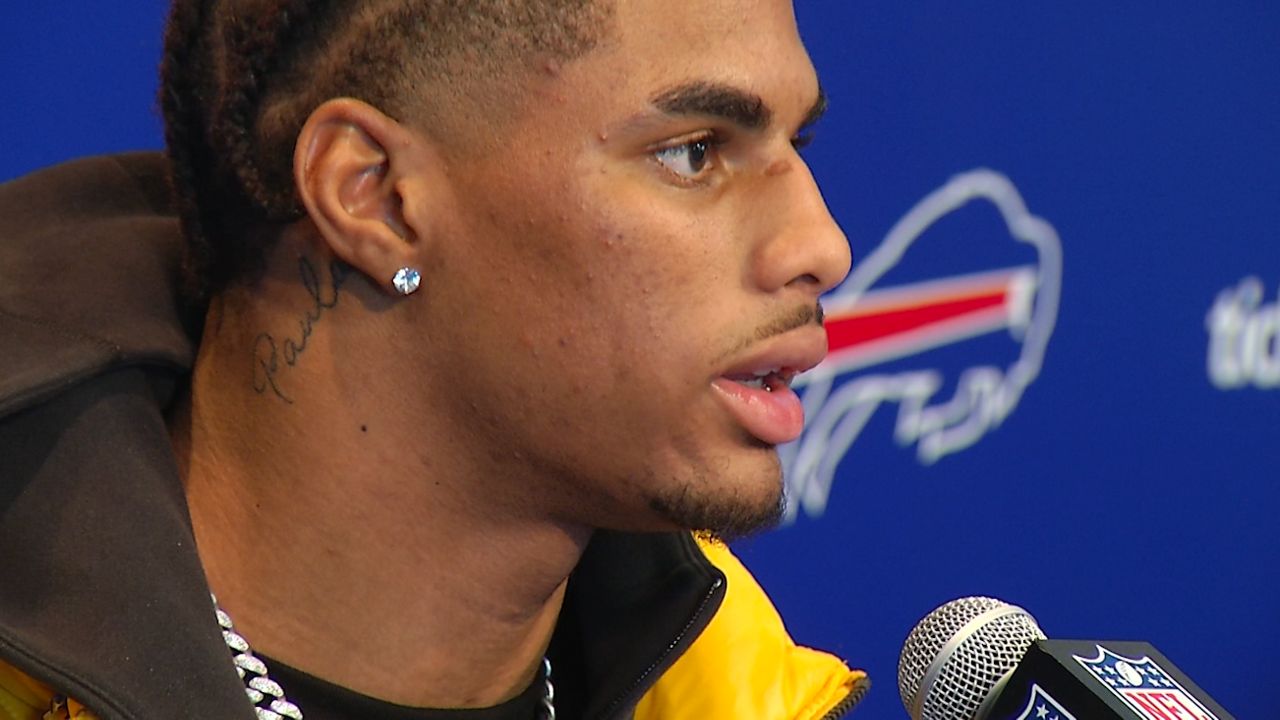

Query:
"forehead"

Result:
[[576, 0, 819, 122], [611, 0, 801, 49]]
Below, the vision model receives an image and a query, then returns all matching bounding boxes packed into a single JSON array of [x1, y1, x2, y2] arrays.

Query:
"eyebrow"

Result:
[[648, 81, 828, 134], [651, 82, 771, 130]]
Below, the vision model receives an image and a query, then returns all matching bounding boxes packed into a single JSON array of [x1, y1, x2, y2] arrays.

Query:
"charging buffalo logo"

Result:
[[781, 170, 1062, 522], [1074, 646, 1220, 720]]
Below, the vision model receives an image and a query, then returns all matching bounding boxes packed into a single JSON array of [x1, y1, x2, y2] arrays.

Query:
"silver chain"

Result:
[[212, 594, 556, 719]]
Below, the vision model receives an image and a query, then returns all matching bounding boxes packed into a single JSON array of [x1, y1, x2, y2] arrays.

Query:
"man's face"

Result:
[[415, 0, 850, 537]]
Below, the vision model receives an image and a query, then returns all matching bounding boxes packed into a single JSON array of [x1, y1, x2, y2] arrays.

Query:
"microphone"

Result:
[[897, 596, 1236, 720]]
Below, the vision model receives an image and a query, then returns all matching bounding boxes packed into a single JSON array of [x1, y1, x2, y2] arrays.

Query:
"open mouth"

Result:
[[724, 368, 797, 392], [711, 368, 806, 446], [711, 326, 827, 446]]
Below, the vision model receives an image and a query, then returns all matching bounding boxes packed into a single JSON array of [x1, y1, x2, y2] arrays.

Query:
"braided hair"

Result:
[[159, 0, 610, 305]]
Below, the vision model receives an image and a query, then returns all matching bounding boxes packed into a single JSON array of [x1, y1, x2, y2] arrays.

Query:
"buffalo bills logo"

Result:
[[781, 170, 1062, 522]]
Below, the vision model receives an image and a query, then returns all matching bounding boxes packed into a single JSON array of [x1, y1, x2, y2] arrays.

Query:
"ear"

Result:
[[294, 98, 435, 293]]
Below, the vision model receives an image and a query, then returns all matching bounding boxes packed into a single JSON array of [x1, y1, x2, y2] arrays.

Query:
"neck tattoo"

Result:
[[212, 595, 556, 719]]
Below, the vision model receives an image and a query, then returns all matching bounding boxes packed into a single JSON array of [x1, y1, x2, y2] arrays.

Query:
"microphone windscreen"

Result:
[[898, 596, 1046, 720]]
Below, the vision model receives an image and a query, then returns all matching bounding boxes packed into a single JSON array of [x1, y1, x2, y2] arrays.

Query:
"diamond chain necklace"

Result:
[[212, 595, 556, 720]]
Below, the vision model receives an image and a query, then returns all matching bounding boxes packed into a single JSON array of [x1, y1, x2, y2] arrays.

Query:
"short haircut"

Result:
[[160, 0, 611, 303]]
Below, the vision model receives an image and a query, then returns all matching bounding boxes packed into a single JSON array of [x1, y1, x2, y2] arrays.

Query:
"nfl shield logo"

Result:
[[1073, 645, 1220, 720], [1011, 683, 1077, 720]]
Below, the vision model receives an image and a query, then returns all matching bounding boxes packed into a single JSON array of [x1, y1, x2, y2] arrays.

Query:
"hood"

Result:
[[0, 153, 194, 420]]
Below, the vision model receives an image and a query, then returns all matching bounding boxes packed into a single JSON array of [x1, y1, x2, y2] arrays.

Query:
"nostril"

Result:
[[787, 273, 821, 287]]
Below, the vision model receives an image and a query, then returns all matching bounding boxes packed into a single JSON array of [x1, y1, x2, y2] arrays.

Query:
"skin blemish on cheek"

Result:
[[518, 332, 542, 359], [597, 227, 623, 249]]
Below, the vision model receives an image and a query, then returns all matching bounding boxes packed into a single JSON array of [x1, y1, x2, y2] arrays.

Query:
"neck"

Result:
[[175, 239, 589, 708]]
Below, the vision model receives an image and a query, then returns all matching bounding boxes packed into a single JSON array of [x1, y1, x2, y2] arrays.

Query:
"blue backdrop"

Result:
[[2, 3, 1274, 718]]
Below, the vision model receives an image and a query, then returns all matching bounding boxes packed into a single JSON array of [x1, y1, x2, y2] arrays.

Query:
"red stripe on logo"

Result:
[[825, 288, 1010, 353]]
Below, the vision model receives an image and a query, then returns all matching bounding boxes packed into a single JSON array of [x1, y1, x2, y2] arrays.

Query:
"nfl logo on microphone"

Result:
[[1013, 684, 1077, 720], [1074, 646, 1220, 720]]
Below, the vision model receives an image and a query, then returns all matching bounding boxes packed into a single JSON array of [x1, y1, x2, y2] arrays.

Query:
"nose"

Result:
[[750, 155, 852, 297]]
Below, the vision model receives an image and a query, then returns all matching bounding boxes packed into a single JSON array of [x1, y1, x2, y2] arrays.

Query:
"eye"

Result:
[[653, 135, 716, 182]]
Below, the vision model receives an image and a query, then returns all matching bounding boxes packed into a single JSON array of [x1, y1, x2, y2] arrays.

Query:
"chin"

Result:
[[646, 454, 787, 542]]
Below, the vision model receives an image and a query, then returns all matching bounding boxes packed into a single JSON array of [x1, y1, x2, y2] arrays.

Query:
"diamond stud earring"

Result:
[[391, 267, 421, 296]]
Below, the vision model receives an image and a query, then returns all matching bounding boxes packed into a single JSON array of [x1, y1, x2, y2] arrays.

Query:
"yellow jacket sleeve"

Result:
[[635, 537, 868, 720], [0, 662, 99, 720]]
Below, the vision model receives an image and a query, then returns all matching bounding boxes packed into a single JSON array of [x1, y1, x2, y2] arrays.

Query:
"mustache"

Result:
[[753, 301, 825, 342], [714, 302, 825, 365]]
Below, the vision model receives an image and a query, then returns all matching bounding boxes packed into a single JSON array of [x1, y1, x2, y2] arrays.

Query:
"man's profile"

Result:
[[0, 0, 866, 718]]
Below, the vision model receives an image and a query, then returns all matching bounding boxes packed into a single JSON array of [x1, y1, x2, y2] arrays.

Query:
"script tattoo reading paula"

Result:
[[252, 257, 351, 403]]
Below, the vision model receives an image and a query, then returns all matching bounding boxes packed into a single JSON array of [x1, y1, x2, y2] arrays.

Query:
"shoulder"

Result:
[[635, 536, 869, 720]]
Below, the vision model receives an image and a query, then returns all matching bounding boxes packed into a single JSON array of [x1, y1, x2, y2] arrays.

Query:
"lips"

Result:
[[711, 327, 827, 446]]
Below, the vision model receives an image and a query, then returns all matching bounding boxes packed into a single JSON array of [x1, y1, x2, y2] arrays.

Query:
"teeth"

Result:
[[728, 368, 789, 391]]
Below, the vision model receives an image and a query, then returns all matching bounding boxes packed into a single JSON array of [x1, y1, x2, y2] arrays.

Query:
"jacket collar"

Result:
[[0, 154, 725, 720]]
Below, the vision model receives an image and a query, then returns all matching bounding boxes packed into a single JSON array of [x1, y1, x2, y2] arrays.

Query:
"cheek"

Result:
[[426, 164, 736, 451], [567, 216, 728, 379]]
